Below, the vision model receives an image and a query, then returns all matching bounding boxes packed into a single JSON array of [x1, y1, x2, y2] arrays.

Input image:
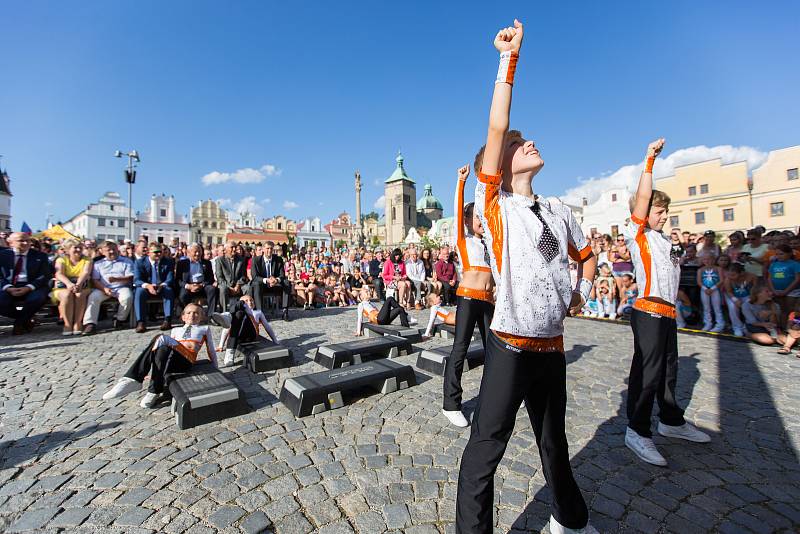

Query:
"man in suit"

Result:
[[133, 243, 175, 333], [175, 243, 217, 316], [216, 241, 248, 311], [249, 240, 291, 320], [0, 232, 53, 335]]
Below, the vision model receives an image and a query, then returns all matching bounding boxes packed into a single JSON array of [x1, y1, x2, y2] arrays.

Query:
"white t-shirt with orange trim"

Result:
[[475, 172, 592, 339], [453, 177, 491, 277], [624, 215, 680, 305]]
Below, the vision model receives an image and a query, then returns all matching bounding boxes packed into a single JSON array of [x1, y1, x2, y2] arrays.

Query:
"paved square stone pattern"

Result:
[[1, 308, 798, 533]]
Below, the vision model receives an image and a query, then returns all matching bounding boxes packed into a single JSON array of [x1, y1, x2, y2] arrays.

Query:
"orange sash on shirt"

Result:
[[493, 331, 564, 354], [173, 338, 205, 363], [456, 286, 494, 303]]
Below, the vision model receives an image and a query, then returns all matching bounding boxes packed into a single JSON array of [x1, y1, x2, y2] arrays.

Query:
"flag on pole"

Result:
[[20, 221, 32, 234]]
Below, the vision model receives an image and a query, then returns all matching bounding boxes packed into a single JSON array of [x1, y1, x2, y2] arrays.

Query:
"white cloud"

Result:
[[559, 144, 768, 207], [261, 198, 271, 204], [221, 196, 264, 217], [283, 200, 299, 210], [373, 195, 385, 210], [216, 198, 231, 207], [201, 163, 282, 186]]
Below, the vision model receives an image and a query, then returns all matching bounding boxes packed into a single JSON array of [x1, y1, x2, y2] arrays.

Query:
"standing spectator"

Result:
[[405, 249, 426, 309], [741, 228, 769, 279], [767, 244, 800, 325], [725, 231, 745, 263], [668, 230, 684, 258], [217, 241, 248, 311], [133, 244, 175, 333], [434, 248, 458, 306], [722, 262, 757, 337], [82, 241, 134, 335], [596, 234, 613, 269], [697, 230, 721, 262], [611, 235, 633, 297], [697, 254, 725, 332], [52, 239, 92, 335], [176, 243, 217, 315], [0, 232, 53, 335]]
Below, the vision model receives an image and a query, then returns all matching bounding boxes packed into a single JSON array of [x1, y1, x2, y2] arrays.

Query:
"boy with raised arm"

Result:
[[623, 139, 710, 467], [456, 20, 599, 534]]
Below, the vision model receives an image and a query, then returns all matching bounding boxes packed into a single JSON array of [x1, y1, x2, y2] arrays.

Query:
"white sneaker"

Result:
[[625, 427, 667, 466], [212, 312, 232, 329], [140, 392, 160, 408], [702, 322, 713, 331], [223, 349, 235, 367], [733, 327, 745, 337], [657, 422, 711, 443], [102, 377, 141, 400], [710, 323, 725, 333], [408, 316, 418, 326], [548, 515, 600, 534], [442, 409, 469, 428], [609, 313, 617, 320]]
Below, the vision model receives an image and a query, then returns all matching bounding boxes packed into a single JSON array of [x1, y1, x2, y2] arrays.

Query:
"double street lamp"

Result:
[[114, 149, 140, 241]]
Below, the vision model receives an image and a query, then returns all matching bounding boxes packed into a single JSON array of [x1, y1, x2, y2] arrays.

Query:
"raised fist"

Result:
[[647, 138, 665, 159], [494, 19, 524, 54], [457, 164, 470, 180]]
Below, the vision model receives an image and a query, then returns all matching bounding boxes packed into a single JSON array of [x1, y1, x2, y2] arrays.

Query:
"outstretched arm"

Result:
[[481, 20, 523, 176], [631, 139, 665, 223]]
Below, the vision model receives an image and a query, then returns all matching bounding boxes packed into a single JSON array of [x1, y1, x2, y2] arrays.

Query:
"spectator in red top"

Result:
[[382, 248, 410, 306], [434, 247, 458, 306]]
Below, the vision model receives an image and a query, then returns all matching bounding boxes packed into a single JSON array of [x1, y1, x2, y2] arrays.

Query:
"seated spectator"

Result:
[[217, 241, 249, 312], [347, 267, 372, 302], [133, 244, 175, 333], [723, 262, 757, 337], [382, 248, 411, 306], [368, 250, 385, 300], [248, 241, 291, 320], [406, 250, 426, 309], [675, 288, 695, 329], [0, 232, 53, 335], [82, 241, 134, 335], [766, 244, 800, 326], [175, 243, 217, 317], [434, 248, 458, 306], [421, 248, 440, 297], [593, 266, 617, 319], [617, 273, 637, 316], [777, 301, 800, 355], [102, 303, 218, 408], [52, 239, 92, 335], [742, 284, 785, 346]]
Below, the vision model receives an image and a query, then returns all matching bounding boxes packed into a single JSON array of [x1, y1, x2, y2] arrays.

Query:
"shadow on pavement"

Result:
[[0, 422, 122, 468]]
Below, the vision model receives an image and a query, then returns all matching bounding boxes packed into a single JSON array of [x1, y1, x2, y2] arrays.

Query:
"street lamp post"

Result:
[[115, 149, 140, 241]]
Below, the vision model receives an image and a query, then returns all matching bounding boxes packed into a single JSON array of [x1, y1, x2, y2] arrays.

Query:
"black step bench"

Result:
[[432, 323, 478, 340], [279, 359, 417, 417], [237, 338, 294, 373], [363, 323, 423, 343], [415, 340, 485, 376], [314, 335, 411, 369], [169, 362, 249, 429]]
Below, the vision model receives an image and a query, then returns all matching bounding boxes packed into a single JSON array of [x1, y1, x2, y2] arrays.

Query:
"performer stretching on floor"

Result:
[[102, 303, 218, 408], [623, 138, 710, 467], [422, 292, 457, 338], [455, 20, 599, 534], [213, 295, 280, 368], [354, 293, 417, 336], [443, 163, 495, 428]]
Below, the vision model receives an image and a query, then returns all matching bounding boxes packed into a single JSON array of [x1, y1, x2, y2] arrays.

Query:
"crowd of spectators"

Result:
[[579, 226, 800, 347]]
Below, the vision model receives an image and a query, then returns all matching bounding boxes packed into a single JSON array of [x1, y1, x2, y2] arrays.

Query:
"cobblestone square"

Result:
[[1, 309, 798, 533]]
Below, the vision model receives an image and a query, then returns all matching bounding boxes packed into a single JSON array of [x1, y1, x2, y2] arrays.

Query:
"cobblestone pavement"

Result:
[[1, 307, 798, 533]]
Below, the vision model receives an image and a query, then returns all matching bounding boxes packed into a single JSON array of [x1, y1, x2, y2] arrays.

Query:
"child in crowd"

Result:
[[697, 253, 725, 332], [616, 273, 638, 317], [777, 302, 800, 355], [593, 274, 617, 319], [766, 244, 800, 326], [214, 295, 279, 367], [102, 303, 217, 408], [423, 293, 457, 338], [742, 284, 785, 346], [581, 295, 600, 318], [722, 262, 757, 337], [354, 293, 416, 336], [675, 288, 694, 329]]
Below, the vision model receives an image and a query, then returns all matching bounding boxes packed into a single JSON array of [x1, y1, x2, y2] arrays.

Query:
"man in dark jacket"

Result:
[[175, 243, 217, 315], [368, 250, 385, 301], [248, 241, 291, 320], [0, 232, 53, 335], [133, 244, 175, 333], [216, 241, 248, 311]]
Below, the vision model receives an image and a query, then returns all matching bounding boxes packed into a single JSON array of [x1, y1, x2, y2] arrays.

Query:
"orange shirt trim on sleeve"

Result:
[[568, 244, 594, 263], [455, 178, 471, 271], [478, 170, 504, 273]]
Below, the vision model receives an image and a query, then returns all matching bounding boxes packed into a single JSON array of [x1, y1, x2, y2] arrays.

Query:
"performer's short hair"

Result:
[[628, 189, 671, 214], [474, 130, 524, 173]]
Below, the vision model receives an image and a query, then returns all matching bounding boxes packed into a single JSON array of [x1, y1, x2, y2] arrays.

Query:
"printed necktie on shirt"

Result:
[[530, 202, 560, 263], [182, 325, 193, 339]]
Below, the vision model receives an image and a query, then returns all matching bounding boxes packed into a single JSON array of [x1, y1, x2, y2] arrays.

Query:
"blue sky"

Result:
[[2, 1, 798, 231]]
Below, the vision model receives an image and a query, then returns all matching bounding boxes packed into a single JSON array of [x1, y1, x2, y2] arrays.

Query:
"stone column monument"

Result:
[[354, 171, 365, 246]]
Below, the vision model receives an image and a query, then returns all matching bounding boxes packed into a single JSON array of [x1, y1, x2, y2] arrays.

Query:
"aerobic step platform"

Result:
[[169, 362, 249, 429], [363, 323, 423, 343], [433, 323, 478, 340], [415, 339, 485, 376], [314, 335, 411, 369], [237, 338, 294, 373], [279, 359, 417, 417]]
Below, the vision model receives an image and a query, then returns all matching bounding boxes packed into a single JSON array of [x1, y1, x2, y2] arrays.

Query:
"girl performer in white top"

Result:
[[354, 293, 417, 336], [214, 295, 280, 367]]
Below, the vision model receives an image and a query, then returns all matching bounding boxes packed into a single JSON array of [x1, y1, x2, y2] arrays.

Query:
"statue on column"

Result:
[[355, 171, 365, 247]]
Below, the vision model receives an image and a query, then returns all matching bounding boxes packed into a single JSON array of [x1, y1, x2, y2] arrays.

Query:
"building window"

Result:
[[160, 209, 167, 217], [771, 202, 784, 217], [97, 217, 106, 226], [669, 215, 679, 227], [688, 186, 696, 196], [211, 222, 217, 229], [789, 168, 799, 181], [700, 184, 709, 194], [611, 193, 617, 202], [392, 207, 396, 220], [278, 222, 282, 230], [695, 212, 705, 224], [723, 208, 734, 222], [110, 205, 114, 211], [118, 219, 126, 227]]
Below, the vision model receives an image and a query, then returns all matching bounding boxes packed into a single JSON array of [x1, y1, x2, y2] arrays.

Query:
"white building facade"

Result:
[[574, 188, 632, 237], [295, 217, 331, 248], [135, 194, 191, 244], [62, 191, 130, 242], [0, 168, 11, 232]]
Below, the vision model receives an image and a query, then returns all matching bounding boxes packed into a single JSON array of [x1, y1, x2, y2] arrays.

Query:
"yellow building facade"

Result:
[[751, 145, 800, 232]]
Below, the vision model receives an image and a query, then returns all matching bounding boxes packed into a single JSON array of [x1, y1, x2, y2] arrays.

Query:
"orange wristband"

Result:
[[645, 157, 655, 174], [496, 51, 518, 85]]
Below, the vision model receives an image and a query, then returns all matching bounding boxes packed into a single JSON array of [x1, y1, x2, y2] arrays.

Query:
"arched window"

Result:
[[211, 222, 217, 229], [203, 221, 209, 228]]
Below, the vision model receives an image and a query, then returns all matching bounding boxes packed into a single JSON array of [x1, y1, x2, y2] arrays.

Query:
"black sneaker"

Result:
[[282, 308, 290, 321]]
